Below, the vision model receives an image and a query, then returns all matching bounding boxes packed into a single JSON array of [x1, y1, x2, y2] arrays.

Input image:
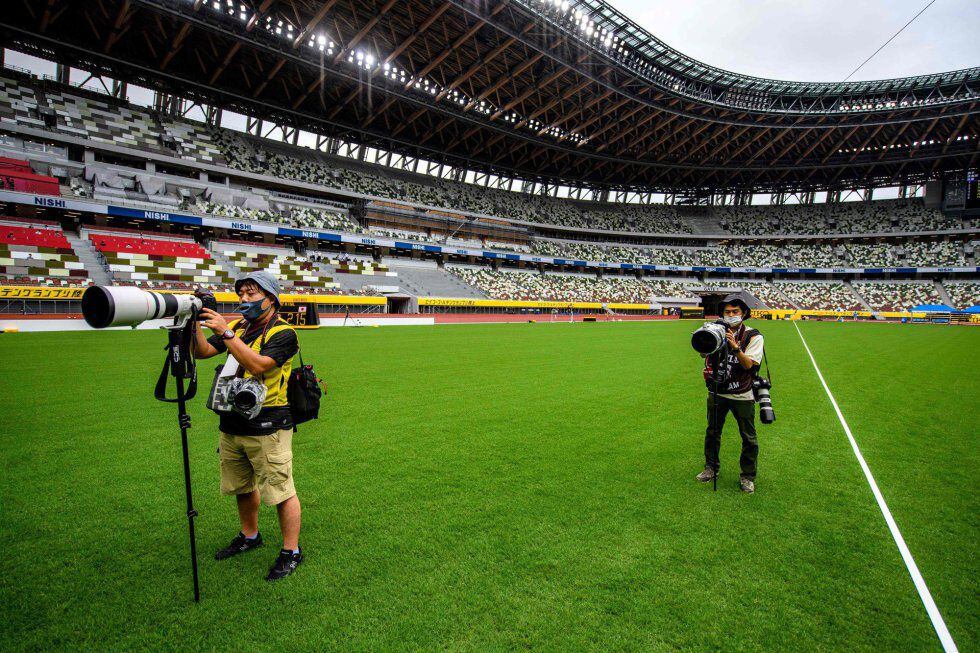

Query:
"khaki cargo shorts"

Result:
[[218, 428, 296, 506]]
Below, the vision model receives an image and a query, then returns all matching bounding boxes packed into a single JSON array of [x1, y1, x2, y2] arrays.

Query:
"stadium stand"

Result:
[[380, 263, 485, 298], [0, 222, 91, 286], [0, 74, 227, 166], [775, 281, 864, 311], [526, 238, 971, 269], [715, 199, 962, 235], [159, 119, 227, 165], [942, 281, 980, 309], [220, 245, 340, 292], [194, 199, 288, 226], [89, 231, 235, 289], [46, 90, 163, 152], [446, 266, 697, 303], [4, 74, 975, 247], [0, 75, 42, 127], [291, 206, 359, 232], [688, 281, 790, 309], [486, 241, 531, 253], [852, 281, 943, 311], [365, 226, 530, 252], [367, 227, 426, 241], [330, 259, 395, 277], [0, 73, 977, 314], [211, 129, 693, 233]]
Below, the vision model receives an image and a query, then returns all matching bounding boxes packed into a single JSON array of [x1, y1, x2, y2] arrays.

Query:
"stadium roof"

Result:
[[3, 0, 979, 194]]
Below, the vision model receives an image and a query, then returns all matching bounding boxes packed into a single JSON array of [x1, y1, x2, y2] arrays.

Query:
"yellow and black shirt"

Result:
[[207, 317, 298, 435]]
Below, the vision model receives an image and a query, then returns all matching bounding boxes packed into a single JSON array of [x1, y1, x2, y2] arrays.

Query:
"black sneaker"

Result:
[[215, 532, 264, 560], [266, 548, 304, 581]]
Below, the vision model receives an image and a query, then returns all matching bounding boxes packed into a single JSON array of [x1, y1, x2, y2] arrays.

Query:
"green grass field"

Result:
[[0, 320, 976, 652]]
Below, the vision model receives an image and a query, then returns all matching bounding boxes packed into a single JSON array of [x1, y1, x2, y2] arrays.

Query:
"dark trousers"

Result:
[[705, 394, 758, 480]]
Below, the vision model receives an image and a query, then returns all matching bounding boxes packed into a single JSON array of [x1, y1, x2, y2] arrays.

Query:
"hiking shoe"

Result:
[[696, 467, 717, 483], [215, 532, 263, 560], [740, 478, 755, 494], [266, 548, 304, 581]]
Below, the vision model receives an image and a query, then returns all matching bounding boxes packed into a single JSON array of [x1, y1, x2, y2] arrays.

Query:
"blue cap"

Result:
[[234, 270, 281, 305]]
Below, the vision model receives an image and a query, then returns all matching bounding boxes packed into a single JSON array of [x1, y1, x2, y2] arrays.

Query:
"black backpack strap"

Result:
[[743, 328, 771, 383], [740, 328, 762, 375]]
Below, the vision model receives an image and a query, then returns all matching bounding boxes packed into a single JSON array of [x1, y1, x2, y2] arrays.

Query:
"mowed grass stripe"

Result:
[[795, 321, 979, 652], [794, 322, 957, 652], [0, 321, 967, 651]]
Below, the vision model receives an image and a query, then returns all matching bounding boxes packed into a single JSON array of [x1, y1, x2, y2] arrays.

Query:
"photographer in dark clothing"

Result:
[[696, 295, 764, 493]]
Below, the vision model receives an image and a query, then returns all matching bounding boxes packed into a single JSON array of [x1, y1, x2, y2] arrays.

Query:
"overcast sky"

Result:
[[613, 0, 978, 81]]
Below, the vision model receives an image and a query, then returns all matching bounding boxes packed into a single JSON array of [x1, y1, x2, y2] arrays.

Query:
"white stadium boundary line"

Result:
[[793, 322, 958, 653]]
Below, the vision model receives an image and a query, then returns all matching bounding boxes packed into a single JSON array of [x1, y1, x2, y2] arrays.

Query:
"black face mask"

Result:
[[237, 299, 270, 321]]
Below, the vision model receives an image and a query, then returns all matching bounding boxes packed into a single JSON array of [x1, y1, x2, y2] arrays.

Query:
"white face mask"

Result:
[[723, 315, 743, 327]]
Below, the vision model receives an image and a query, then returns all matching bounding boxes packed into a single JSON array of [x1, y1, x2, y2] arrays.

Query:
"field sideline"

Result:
[[0, 320, 976, 651]]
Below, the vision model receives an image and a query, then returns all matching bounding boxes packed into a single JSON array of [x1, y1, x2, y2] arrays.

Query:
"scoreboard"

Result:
[[968, 170, 980, 209], [278, 302, 320, 328], [943, 170, 980, 210]]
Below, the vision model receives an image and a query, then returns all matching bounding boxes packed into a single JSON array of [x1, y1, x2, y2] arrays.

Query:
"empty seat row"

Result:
[[0, 223, 90, 285], [223, 249, 340, 291], [90, 233, 210, 259], [1, 223, 72, 249]]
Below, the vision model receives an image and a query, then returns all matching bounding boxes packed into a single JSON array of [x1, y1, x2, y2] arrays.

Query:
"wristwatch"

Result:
[[221, 329, 235, 340]]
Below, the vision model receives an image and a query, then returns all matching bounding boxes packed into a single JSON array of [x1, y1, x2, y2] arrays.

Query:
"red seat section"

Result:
[[90, 233, 210, 259], [0, 158, 61, 196], [0, 223, 72, 249], [0, 157, 33, 174]]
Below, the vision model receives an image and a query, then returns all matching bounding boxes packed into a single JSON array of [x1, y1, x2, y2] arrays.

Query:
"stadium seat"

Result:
[[852, 282, 943, 311], [222, 248, 340, 292], [0, 223, 91, 286], [447, 266, 696, 303], [90, 232, 234, 289], [943, 281, 980, 309]]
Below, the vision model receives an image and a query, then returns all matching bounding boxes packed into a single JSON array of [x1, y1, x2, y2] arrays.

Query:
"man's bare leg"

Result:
[[237, 490, 260, 537], [277, 495, 301, 550]]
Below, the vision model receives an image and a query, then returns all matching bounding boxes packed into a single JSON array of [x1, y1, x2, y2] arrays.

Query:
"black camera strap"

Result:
[[155, 328, 198, 403]]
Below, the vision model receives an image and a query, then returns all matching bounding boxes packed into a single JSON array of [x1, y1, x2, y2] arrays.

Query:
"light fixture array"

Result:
[[204, 0, 590, 144]]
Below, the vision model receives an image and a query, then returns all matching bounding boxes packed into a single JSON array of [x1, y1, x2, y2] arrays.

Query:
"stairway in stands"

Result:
[[389, 265, 488, 298], [934, 280, 954, 306], [64, 230, 112, 285], [845, 281, 874, 311], [771, 284, 800, 310]]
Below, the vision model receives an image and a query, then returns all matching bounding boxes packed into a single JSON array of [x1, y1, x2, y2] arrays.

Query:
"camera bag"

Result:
[[287, 348, 325, 428]]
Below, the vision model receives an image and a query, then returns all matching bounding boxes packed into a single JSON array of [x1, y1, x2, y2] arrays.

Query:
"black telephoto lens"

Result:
[[757, 387, 775, 424]]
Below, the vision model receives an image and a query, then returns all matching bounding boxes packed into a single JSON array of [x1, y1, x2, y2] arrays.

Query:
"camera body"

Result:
[[194, 289, 218, 315], [210, 376, 268, 419], [753, 377, 775, 424]]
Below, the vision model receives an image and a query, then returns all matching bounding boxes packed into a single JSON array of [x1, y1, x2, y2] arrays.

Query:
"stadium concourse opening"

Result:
[[0, 0, 977, 648]]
